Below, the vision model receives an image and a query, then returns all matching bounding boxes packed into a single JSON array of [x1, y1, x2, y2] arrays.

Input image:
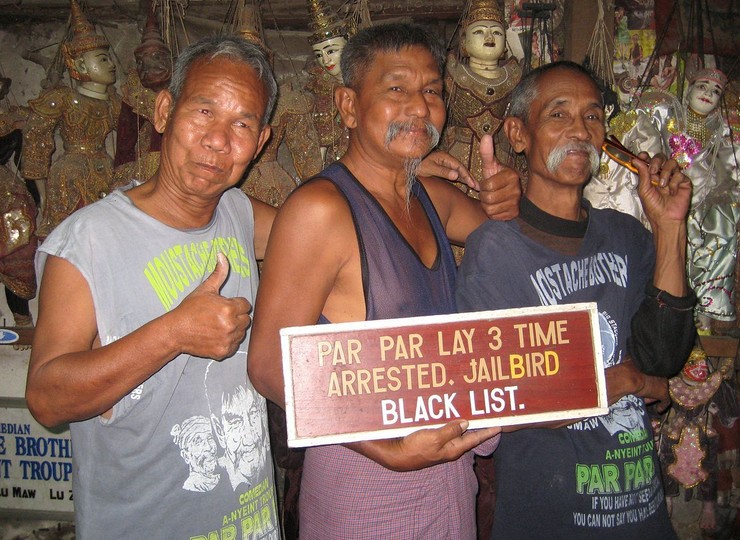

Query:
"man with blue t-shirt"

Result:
[[457, 61, 696, 539]]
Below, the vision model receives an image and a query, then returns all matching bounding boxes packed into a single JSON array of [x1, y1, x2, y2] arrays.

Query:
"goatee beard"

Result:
[[403, 157, 422, 210], [384, 119, 439, 211]]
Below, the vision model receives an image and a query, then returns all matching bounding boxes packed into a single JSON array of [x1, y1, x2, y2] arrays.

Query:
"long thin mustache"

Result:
[[385, 120, 440, 149], [547, 141, 601, 176]]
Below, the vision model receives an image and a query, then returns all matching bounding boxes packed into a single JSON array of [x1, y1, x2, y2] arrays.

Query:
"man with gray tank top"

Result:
[[26, 36, 280, 539]]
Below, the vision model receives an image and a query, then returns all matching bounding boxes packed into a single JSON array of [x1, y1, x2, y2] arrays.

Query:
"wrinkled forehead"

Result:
[[385, 45, 441, 73], [538, 68, 603, 104]]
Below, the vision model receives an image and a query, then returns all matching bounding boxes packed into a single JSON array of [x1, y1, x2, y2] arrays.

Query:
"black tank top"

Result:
[[313, 162, 457, 322]]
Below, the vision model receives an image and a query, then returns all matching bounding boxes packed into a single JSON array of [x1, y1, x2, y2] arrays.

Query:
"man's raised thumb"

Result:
[[480, 134, 502, 179], [203, 253, 229, 293]]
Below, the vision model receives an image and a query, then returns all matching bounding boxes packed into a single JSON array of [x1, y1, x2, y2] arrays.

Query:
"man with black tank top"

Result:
[[457, 61, 696, 539], [249, 23, 520, 540]]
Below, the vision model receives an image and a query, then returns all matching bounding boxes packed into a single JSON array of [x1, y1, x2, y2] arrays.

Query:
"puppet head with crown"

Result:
[[460, 0, 507, 67], [686, 67, 727, 117], [62, 0, 116, 97], [307, 0, 351, 81], [134, 6, 172, 91]]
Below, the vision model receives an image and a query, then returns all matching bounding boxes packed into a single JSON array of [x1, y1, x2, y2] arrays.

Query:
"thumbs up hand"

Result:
[[478, 134, 521, 221], [174, 253, 251, 360]]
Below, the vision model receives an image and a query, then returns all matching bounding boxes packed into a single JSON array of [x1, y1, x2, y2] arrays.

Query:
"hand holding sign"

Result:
[[348, 420, 501, 472], [175, 253, 251, 360]]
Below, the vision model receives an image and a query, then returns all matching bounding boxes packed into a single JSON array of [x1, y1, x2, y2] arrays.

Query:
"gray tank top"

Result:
[[37, 187, 278, 540]]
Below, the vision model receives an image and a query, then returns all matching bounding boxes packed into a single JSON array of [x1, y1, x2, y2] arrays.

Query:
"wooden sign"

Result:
[[281, 302, 607, 448], [0, 405, 73, 517]]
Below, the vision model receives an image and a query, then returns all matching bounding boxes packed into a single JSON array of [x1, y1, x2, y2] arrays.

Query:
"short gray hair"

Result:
[[508, 61, 602, 123], [340, 23, 446, 90], [168, 35, 278, 126]]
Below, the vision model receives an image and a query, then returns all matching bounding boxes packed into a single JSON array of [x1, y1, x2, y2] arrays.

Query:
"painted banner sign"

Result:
[[281, 302, 607, 447], [0, 406, 73, 515]]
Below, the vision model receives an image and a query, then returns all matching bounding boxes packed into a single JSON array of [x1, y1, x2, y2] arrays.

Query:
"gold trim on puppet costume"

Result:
[[62, 0, 110, 81], [307, 0, 350, 45], [236, 2, 265, 48], [463, 0, 505, 30]]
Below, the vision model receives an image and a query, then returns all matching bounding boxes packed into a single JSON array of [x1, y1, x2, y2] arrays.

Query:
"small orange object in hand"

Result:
[[601, 136, 659, 186]]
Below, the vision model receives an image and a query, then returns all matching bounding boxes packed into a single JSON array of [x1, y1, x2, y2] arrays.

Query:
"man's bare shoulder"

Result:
[[279, 177, 353, 227]]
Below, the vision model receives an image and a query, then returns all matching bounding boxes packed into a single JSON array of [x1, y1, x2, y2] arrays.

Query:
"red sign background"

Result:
[[281, 303, 606, 447]]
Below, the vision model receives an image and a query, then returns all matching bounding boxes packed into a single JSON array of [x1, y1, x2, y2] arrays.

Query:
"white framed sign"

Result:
[[281, 303, 607, 447]]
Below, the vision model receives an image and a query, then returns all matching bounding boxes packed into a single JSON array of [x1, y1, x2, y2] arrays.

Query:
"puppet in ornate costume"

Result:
[[678, 70, 740, 333], [0, 106, 37, 331], [303, 0, 351, 167], [22, 0, 120, 237], [240, 86, 321, 206], [235, 4, 322, 207], [583, 87, 662, 231], [442, 0, 521, 190], [658, 347, 739, 531], [112, 6, 171, 187], [586, 69, 740, 332]]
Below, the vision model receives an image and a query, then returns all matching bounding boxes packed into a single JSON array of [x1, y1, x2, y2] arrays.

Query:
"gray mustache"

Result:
[[385, 120, 441, 149], [547, 141, 601, 176]]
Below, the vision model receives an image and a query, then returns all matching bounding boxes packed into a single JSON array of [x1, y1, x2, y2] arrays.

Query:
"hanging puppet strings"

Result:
[[347, 0, 371, 35], [153, 0, 189, 56], [222, 0, 266, 45], [584, 0, 614, 89]]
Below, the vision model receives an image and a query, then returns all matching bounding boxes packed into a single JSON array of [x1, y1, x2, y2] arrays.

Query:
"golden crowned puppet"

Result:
[[303, 0, 352, 168], [22, 0, 120, 238], [442, 0, 521, 191], [236, 4, 322, 207]]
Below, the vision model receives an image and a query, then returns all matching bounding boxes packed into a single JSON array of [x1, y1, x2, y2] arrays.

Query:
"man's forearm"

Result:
[[248, 361, 286, 409], [27, 317, 181, 427], [605, 360, 669, 410], [651, 221, 688, 297]]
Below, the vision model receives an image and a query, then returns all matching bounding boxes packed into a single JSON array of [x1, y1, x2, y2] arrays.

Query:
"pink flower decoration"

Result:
[[669, 134, 703, 169]]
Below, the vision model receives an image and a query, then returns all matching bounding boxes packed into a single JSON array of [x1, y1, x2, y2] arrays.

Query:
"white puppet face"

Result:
[[687, 78, 724, 116], [463, 21, 506, 63], [312, 36, 347, 79]]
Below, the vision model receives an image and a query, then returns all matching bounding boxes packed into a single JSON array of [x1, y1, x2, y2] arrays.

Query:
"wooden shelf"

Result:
[[699, 334, 740, 359], [0, 326, 34, 347]]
